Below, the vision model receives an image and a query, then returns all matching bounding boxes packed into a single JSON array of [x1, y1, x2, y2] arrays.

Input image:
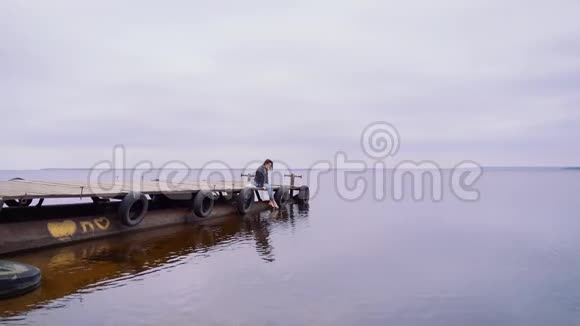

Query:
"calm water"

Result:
[[1, 168, 580, 326]]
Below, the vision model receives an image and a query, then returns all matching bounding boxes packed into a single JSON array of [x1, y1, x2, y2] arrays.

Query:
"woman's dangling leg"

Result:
[[266, 184, 278, 209]]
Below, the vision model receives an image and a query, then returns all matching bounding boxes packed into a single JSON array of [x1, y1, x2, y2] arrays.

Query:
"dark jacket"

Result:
[[254, 166, 269, 187]]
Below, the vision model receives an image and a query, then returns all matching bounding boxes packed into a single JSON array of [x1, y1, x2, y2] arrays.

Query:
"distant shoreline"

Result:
[[0, 166, 578, 172]]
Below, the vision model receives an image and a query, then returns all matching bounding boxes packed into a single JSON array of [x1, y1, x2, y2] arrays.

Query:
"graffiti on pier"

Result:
[[80, 217, 111, 233], [48, 217, 111, 240]]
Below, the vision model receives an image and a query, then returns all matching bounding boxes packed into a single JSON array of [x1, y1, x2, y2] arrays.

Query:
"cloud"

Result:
[[1, 0, 579, 168]]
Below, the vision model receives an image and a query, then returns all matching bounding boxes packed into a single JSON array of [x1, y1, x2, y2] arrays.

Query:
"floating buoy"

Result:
[[0, 260, 41, 300]]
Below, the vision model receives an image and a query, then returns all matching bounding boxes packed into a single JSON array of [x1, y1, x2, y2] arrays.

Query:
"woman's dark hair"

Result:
[[263, 159, 273, 168]]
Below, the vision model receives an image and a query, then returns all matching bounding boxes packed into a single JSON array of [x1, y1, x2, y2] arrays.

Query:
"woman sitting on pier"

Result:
[[254, 159, 279, 209]]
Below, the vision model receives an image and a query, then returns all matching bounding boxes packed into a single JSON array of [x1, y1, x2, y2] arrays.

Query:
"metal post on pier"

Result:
[[284, 174, 303, 197]]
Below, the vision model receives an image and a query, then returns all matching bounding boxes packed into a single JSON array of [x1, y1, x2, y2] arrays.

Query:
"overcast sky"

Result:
[[1, 0, 579, 169]]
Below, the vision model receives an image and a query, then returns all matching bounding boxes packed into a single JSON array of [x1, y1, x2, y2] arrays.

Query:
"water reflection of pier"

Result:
[[0, 203, 309, 319]]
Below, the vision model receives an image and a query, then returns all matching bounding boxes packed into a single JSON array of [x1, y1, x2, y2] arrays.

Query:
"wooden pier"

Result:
[[0, 177, 310, 256], [0, 178, 294, 200]]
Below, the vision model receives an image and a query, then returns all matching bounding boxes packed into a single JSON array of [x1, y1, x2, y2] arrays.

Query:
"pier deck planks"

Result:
[[0, 179, 290, 200]]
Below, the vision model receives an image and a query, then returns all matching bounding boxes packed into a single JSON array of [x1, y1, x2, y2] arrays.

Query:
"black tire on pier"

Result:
[[297, 202, 310, 213], [297, 186, 310, 204], [274, 187, 291, 207], [118, 192, 149, 227], [4, 198, 33, 207], [4, 178, 33, 207], [0, 260, 41, 300], [193, 191, 214, 218], [237, 187, 255, 215]]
